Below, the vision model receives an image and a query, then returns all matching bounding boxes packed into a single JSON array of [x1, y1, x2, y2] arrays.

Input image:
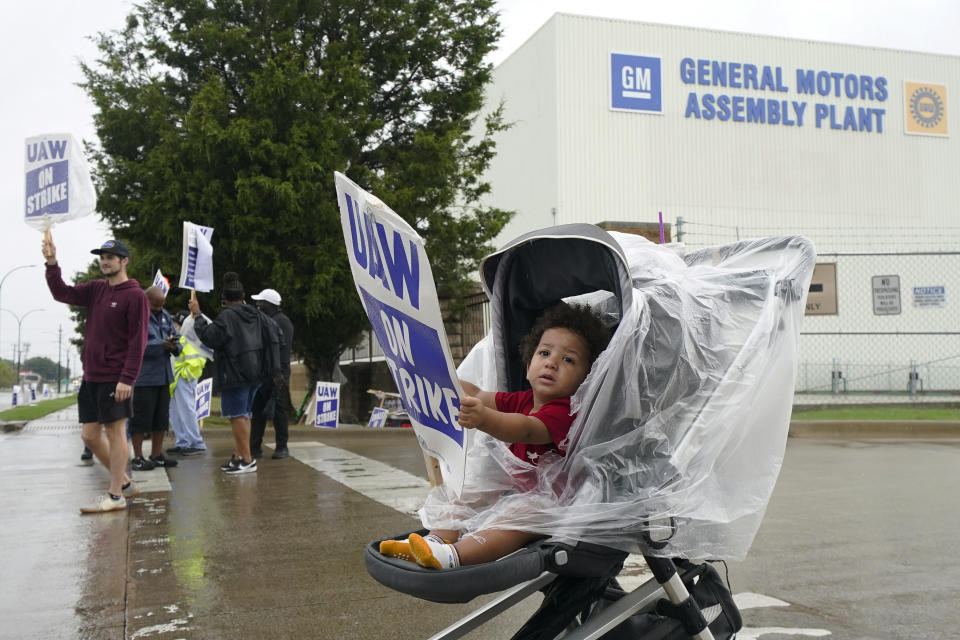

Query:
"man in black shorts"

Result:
[[130, 285, 181, 470], [44, 234, 149, 513]]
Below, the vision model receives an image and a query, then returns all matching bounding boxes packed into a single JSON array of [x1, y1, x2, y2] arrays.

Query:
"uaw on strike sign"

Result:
[[24, 133, 96, 230], [335, 172, 466, 495]]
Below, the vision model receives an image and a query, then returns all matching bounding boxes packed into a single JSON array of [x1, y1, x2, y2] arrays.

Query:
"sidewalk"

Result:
[[3, 405, 958, 639], [0, 406, 533, 639]]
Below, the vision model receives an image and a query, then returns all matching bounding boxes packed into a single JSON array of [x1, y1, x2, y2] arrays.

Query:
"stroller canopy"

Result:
[[421, 225, 814, 560]]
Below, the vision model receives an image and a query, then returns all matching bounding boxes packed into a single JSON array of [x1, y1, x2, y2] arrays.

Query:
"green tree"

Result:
[[80, 0, 512, 382], [22, 357, 70, 382], [0, 360, 15, 388]]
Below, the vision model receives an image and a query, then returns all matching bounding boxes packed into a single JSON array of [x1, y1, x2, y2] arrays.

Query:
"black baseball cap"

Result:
[[90, 239, 131, 258]]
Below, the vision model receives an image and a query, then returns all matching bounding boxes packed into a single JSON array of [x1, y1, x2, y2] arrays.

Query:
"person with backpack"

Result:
[[248, 288, 294, 460], [187, 272, 280, 475]]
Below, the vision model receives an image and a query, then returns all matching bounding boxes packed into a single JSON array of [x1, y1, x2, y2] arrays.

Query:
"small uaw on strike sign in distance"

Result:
[[25, 133, 97, 246], [335, 172, 467, 496]]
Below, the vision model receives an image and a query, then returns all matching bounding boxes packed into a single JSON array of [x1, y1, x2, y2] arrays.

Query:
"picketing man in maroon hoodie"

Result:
[[43, 234, 149, 513]]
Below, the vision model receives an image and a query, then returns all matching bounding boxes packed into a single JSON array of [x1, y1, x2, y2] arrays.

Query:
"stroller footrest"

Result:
[[365, 532, 546, 603], [365, 532, 630, 604]]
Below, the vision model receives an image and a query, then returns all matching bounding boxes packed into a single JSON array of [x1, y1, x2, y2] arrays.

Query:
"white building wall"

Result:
[[485, 14, 959, 253], [480, 18, 560, 244], [478, 14, 960, 392]]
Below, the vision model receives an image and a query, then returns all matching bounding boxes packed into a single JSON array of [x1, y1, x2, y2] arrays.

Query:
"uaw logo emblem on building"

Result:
[[904, 82, 948, 136]]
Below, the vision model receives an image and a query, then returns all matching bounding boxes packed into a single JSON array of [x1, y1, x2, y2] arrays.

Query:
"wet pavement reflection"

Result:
[[16, 410, 957, 638], [0, 412, 536, 639]]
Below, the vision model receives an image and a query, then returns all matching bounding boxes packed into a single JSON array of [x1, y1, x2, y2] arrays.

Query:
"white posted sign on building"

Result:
[[871, 275, 901, 315]]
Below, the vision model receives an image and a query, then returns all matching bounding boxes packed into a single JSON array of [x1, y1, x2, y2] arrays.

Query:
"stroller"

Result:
[[365, 224, 815, 639]]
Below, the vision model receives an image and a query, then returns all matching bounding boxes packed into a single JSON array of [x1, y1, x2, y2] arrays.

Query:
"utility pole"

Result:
[[57, 324, 62, 394]]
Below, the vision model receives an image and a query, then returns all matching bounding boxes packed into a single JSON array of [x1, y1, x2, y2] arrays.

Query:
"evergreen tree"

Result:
[[81, 0, 512, 382]]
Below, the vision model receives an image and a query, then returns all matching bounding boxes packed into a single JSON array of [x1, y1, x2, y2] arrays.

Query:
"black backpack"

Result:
[[258, 311, 283, 381]]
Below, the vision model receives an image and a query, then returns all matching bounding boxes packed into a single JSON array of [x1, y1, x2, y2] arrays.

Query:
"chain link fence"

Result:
[[797, 251, 960, 400], [678, 220, 960, 402], [342, 225, 960, 404]]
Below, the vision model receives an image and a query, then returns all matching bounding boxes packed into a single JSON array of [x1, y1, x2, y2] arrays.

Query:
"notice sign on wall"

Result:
[[872, 275, 901, 315], [912, 285, 946, 309], [806, 263, 838, 315]]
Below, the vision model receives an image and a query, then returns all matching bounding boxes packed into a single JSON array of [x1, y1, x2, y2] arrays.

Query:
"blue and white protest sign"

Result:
[[335, 172, 466, 495], [179, 315, 215, 361], [314, 381, 341, 428], [179, 222, 215, 292], [153, 269, 170, 296], [195, 378, 213, 420], [368, 406, 389, 428], [24, 133, 97, 231]]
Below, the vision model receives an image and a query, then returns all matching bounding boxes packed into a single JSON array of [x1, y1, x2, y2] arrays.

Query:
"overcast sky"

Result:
[[2, 0, 958, 366]]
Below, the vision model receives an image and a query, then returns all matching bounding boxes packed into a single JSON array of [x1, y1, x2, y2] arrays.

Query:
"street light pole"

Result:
[[0, 308, 44, 384], [57, 324, 62, 394], [0, 265, 38, 362]]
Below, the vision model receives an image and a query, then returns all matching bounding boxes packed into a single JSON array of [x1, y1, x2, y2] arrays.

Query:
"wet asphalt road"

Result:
[[1, 409, 958, 639], [730, 437, 960, 640]]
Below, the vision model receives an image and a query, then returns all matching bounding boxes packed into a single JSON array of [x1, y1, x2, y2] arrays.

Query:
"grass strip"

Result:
[[792, 406, 960, 421], [0, 395, 79, 421]]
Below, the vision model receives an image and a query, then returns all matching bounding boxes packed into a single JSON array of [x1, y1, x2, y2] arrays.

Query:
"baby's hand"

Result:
[[457, 395, 485, 429]]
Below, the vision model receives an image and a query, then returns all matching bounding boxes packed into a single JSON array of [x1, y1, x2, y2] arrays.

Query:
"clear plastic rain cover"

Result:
[[420, 227, 815, 560]]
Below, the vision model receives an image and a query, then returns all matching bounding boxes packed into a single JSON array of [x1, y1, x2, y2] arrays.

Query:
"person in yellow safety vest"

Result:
[[166, 311, 208, 456]]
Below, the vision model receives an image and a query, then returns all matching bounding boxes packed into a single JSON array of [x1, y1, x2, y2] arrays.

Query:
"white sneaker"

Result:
[[80, 493, 127, 514], [122, 481, 140, 499]]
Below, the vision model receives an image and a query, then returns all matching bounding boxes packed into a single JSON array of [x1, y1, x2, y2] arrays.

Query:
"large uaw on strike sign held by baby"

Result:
[[335, 173, 466, 495]]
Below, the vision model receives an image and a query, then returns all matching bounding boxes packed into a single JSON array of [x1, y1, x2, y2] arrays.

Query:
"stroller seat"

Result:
[[366, 531, 628, 604], [365, 224, 815, 639]]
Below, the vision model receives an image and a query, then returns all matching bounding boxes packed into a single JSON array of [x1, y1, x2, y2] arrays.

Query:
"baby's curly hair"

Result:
[[519, 302, 611, 367]]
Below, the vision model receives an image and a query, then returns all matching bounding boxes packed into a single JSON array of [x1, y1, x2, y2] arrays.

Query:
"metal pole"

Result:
[[57, 324, 62, 394], [2, 308, 44, 386], [16, 321, 21, 383], [0, 265, 38, 363]]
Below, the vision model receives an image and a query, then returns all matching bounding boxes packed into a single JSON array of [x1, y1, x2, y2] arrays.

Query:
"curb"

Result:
[[790, 420, 960, 438], [1, 421, 28, 433]]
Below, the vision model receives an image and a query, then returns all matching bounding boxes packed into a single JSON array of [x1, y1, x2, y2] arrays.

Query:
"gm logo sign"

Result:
[[610, 53, 662, 114]]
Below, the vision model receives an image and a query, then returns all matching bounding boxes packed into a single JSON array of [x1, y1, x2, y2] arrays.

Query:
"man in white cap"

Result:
[[249, 288, 294, 459]]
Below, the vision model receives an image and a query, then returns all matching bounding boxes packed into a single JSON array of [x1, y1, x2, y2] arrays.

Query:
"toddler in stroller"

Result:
[[381, 301, 611, 568], [366, 223, 814, 640]]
